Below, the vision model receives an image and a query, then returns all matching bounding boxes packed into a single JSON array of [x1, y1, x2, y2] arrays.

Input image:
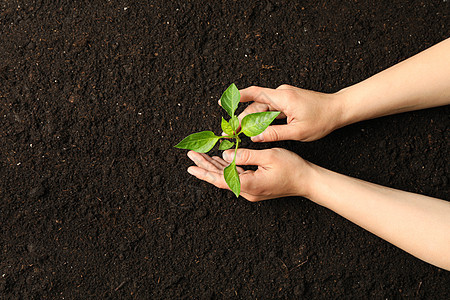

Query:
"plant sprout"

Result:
[[175, 83, 280, 197]]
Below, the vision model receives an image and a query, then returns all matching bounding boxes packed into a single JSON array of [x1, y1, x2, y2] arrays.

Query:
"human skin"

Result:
[[234, 37, 450, 143], [187, 38, 450, 270], [187, 149, 450, 271]]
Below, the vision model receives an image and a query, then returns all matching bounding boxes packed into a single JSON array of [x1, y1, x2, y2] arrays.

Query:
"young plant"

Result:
[[175, 83, 279, 197]]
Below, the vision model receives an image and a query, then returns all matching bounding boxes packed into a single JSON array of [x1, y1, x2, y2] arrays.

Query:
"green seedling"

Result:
[[175, 83, 280, 197]]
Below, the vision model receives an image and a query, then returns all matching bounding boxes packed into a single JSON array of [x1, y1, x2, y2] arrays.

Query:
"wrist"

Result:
[[293, 159, 318, 199], [299, 162, 332, 207], [331, 87, 354, 130]]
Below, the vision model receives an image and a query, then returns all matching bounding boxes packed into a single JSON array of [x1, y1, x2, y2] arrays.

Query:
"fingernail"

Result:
[[222, 151, 231, 161], [252, 134, 263, 142], [187, 167, 196, 176], [187, 151, 197, 163], [187, 151, 194, 160]]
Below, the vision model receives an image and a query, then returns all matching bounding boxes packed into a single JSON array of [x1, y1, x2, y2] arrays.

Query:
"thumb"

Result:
[[222, 148, 272, 166], [251, 125, 297, 142]]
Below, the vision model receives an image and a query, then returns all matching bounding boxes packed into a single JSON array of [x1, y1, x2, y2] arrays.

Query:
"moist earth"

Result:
[[0, 0, 449, 298]]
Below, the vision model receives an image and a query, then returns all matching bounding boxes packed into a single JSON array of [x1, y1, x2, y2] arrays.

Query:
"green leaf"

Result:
[[174, 131, 220, 153], [224, 161, 240, 197], [230, 116, 239, 132], [220, 83, 240, 117], [219, 139, 234, 150], [241, 111, 280, 137], [221, 117, 233, 136]]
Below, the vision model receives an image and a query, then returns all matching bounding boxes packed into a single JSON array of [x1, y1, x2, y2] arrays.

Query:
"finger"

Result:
[[276, 84, 296, 90], [239, 86, 283, 107], [211, 156, 228, 167], [211, 156, 244, 172], [199, 153, 225, 170], [188, 166, 259, 198], [187, 166, 229, 189], [238, 102, 287, 123], [222, 148, 274, 166], [187, 151, 221, 172], [212, 156, 245, 173], [236, 166, 245, 174], [251, 124, 299, 143], [237, 102, 270, 121]]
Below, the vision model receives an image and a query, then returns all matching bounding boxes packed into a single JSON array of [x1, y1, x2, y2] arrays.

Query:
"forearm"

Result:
[[334, 37, 450, 127], [303, 163, 450, 270]]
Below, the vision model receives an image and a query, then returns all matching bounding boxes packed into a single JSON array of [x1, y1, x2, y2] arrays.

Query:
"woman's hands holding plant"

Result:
[[185, 83, 342, 200], [177, 83, 343, 200], [175, 82, 342, 199]]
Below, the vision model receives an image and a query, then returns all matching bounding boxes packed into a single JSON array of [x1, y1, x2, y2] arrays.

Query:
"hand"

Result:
[[186, 148, 312, 201], [232, 85, 343, 142]]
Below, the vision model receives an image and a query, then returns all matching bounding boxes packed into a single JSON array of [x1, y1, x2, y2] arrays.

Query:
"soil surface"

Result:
[[1, 0, 449, 298]]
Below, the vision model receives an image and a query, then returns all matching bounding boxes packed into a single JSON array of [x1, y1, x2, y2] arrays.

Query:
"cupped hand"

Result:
[[187, 148, 313, 201], [231, 85, 342, 142]]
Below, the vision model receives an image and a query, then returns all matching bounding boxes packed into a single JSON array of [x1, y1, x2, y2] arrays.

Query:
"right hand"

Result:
[[233, 85, 343, 142]]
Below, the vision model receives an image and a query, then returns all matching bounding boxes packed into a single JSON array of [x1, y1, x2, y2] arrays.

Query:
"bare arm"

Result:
[[187, 148, 450, 270], [237, 38, 450, 142], [335, 37, 450, 127], [307, 163, 450, 271], [188, 38, 450, 270]]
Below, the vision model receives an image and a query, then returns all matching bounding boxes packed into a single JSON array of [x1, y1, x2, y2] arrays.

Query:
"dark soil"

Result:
[[1, 0, 449, 298]]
